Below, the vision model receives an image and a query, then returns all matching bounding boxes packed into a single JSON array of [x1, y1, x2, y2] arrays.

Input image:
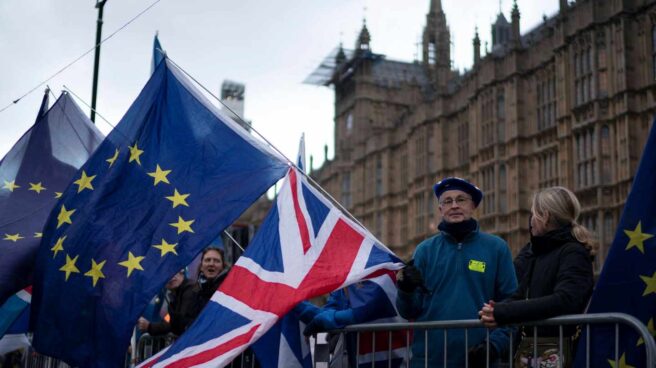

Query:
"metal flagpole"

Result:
[[90, 0, 107, 123]]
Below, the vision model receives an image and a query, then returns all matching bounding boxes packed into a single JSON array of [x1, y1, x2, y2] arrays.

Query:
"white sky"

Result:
[[0, 0, 558, 170]]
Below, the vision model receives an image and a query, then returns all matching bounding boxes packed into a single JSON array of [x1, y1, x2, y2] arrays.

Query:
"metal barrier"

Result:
[[324, 313, 656, 368], [135, 333, 176, 364], [12, 313, 653, 367], [134, 333, 259, 367]]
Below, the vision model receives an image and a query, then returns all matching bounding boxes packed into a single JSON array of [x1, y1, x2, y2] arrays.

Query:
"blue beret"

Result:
[[433, 177, 483, 206]]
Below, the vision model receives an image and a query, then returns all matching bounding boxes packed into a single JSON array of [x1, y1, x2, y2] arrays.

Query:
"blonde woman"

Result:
[[479, 186, 595, 366]]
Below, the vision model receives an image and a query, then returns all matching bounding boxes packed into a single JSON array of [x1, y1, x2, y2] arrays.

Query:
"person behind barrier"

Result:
[[191, 246, 229, 316], [137, 269, 196, 336], [295, 278, 407, 368], [478, 186, 595, 367], [396, 177, 518, 367]]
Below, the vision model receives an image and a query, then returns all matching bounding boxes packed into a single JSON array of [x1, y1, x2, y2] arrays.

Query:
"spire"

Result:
[[356, 19, 371, 53], [473, 27, 481, 65], [429, 0, 443, 14], [491, 8, 511, 48], [336, 42, 346, 65], [511, 0, 521, 47]]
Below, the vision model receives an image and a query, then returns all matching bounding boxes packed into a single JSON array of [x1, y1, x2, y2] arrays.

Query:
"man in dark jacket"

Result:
[[138, 270, 197, 336], [396, 177, 518, 367]]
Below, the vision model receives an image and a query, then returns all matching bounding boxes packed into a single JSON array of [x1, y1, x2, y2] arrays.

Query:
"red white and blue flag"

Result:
[[140, 167, 403, 367], [351, 272, 410, 367]]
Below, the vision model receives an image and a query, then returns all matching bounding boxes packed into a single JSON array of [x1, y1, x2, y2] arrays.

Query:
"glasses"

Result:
[[439, 196, 472, 207]]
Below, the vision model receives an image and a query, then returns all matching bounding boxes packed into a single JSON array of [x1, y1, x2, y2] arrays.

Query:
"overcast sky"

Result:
[[0, 0, 558, 170]]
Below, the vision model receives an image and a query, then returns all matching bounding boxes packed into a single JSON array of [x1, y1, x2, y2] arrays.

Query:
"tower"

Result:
[[422, 0, 451, 92], [355, 20, 371, 54]]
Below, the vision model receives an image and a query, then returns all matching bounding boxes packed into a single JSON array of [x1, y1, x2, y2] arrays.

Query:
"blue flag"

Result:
[[575, 119, 656, 367], [30, 59, 288, 368], [0, 91, 104, 305]]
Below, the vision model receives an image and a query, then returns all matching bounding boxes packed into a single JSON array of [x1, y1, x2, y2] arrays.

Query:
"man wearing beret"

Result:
[[396, 177, 517, 367]]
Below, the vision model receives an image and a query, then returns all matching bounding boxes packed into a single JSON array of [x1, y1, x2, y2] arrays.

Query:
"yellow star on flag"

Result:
[[624, 222, 654, 254], [153, 239, 178, 257], [106, 148, 119, 167], [51, 235, 66, 258], [84, 259, 106, 287], [54, 192, 62, 198], [34, 232, 42, 238], [147, 165, 172, 186], [640, 271, 656, 296], [4, 233, 23, 242], [73, 170, 96, 193], [3, 180, 19, 192], [118, 251, 145, 277], [59, 254, 80, 281], [28, 182, 46, 194], [56, 205, 75, 228], [608, 353, 635, 368], [637, 318, 655, 346], [128, 143, 144, 165], [169, 216, 195, 234], [166, 189, 190, 208]]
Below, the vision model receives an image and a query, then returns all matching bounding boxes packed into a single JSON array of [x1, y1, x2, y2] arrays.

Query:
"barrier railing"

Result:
[[322, 313, 656, 368], [13, 313, 654, 367], [134, 334, 259, 367]]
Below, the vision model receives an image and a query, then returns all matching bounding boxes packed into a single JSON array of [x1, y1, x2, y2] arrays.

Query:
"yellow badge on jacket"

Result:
[[468, 259, 486, 273]]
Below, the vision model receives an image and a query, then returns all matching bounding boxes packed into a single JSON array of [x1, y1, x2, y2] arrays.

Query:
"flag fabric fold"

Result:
[[251, 134, 312, 368], [574, 119, 656, 367], [152, 33, 165, 75], [31, 59, 289, 367], [0, 91, 104, 305], [139, 167, 404, 368]]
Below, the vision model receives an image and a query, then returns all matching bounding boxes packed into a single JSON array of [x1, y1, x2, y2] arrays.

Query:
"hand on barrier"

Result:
[[137, 317, 150, 332], [467, 342, 498, 367], [303, 309, 354, 336], [397, 260, 426, 293]]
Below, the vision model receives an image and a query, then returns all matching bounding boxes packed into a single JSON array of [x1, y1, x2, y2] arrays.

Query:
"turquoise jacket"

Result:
[[396, 225, 517, 367]]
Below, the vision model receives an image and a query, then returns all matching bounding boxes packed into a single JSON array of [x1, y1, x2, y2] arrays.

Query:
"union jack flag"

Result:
[[140, 167, 403, 367]]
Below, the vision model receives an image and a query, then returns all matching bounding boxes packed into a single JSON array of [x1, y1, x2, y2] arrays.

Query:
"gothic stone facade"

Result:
[[311, 0, 656, 270]]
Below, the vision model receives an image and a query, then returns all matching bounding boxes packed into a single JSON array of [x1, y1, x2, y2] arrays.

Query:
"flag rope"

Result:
[[0, 0, 163, 116]]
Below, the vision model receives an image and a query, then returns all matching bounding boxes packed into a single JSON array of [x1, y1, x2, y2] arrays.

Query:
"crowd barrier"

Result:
[[326, 313, 656, 368], [13, 313, 655, 367]]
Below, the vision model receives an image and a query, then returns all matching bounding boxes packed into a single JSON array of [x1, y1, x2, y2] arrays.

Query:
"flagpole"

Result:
[[90, 0, 108, 123]]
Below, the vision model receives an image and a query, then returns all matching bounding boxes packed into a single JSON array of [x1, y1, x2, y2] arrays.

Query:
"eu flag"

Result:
[[575, 119, 656, 367], [31, 59, 289, 367], [0, 91, 104, 305]]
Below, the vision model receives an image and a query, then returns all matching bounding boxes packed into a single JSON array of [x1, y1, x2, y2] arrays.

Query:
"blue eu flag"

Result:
[[575, 119, 656, 367], [0, 91, 104, 305], [31, 59, 289, 367]]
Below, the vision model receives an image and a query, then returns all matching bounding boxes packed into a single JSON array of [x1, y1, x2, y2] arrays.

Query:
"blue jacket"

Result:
[[396, 225, 517, 367]]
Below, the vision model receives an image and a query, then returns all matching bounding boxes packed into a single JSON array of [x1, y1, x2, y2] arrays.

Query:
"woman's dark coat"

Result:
[[494, 226, 594, 336]]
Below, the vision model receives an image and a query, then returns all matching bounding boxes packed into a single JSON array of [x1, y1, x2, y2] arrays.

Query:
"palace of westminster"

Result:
[[237, 0, 656, 272]]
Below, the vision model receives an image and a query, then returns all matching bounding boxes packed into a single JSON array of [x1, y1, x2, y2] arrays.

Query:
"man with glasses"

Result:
[[396, 177, 517, 367]]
